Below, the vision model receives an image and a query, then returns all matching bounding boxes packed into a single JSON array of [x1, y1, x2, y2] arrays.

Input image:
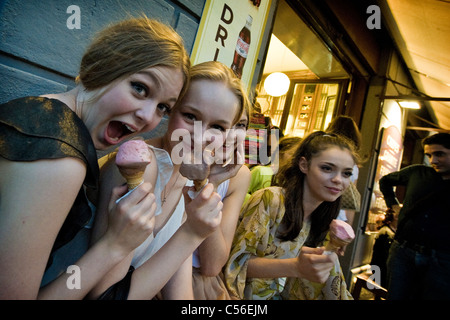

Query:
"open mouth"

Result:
[[105, 121, 137, 144]]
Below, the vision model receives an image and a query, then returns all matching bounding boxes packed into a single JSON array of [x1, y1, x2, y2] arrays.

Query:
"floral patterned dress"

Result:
[[224, 186, 352, 300]]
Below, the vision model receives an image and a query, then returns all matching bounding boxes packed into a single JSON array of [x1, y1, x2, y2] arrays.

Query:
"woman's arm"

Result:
[[160, 255, 194, 300], [224, 188, 338, 299], [127, 183, 222, 300], [0, 158, 85, 299], [247, 247, 337, 284], [0, 154, 157, 300], [86, 152, 158, 299], [198, 165, 250, 276]]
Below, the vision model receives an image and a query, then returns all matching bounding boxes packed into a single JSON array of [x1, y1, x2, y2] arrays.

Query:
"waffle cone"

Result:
[[120, 169, 145, 190], [194, 179, 208, 191], [325, 234, 353, 252]]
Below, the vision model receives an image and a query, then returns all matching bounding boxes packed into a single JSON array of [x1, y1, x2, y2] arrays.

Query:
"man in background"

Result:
[[380, 133, 450, 300]]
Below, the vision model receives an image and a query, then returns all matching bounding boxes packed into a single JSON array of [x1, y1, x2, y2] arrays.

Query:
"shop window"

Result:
[[257, 79, 342, 138], [255, 0, 349, 138]]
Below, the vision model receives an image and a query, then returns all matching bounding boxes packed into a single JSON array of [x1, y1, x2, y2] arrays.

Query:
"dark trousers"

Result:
[[387, 240, 450, 299]]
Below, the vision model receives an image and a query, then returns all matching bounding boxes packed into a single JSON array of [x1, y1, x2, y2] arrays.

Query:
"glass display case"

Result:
[[257, 80, 342, 138]]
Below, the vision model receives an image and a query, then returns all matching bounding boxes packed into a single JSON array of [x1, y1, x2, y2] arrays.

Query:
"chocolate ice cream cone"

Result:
[[193, 179, 208, 191]]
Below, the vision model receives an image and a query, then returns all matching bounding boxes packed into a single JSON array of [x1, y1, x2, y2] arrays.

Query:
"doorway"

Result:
[[255, 0, 350, 138]]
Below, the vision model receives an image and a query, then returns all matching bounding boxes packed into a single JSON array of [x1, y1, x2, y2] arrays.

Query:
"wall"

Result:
[[0, 0, 206, 104], [0, 0, 206, 156]]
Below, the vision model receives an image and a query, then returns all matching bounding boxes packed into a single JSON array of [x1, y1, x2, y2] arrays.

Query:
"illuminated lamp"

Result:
[[264, 72, 290, 97], [398, 100, 421, 109]]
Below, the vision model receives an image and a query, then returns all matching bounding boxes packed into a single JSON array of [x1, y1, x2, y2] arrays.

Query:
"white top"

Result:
[[132, 194, 185, 268], [131, 146, 179, 268], [131, 146, 232, 269]]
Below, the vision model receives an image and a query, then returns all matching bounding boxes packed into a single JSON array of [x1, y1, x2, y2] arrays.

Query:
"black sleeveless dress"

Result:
[[1, 96, 135, 299], [0, 96, 99, 268]]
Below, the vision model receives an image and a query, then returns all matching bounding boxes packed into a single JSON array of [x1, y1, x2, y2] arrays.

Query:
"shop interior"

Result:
[[255, 0, 349, 138], [251, 0, 450, 300]]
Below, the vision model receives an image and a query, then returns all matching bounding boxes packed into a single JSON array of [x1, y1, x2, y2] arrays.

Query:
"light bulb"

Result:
[[264, 72, 290, 97], [398, 101, 420, 109]]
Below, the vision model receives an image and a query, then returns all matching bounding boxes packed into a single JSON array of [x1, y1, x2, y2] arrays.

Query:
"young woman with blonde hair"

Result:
[[90, 61, 251, 299], [0, 16, 190, 299]]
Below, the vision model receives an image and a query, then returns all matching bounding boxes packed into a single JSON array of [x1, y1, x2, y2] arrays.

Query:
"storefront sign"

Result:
[[366, 125, 403, 231], [191, 0, 272, 90], [376, 126, 403, 181]]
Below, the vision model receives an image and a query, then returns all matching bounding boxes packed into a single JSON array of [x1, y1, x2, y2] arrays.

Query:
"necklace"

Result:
[[161, 171, 181, 207]]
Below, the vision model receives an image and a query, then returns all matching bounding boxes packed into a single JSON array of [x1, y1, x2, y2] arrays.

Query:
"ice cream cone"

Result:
[[193, 179, 208, 191], [119, 168, 146, 190], [115, 139, 152, 191], [324, 219, 355, 254], [324, 235, 353, 253]]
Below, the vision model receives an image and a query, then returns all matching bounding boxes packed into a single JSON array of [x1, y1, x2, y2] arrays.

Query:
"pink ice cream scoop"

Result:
[[116, 139, 151, 190], [324, 219, 355, 253]]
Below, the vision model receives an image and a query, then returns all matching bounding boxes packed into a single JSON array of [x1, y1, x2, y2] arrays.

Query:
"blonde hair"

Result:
[[188, 61, 250, 125], [76, 16, 190, 98]]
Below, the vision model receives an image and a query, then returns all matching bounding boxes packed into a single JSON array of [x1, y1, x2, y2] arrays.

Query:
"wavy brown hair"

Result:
[[325, 115, 362, 151], [277, 131, 360, 246], [77, 16, 191, 100]]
